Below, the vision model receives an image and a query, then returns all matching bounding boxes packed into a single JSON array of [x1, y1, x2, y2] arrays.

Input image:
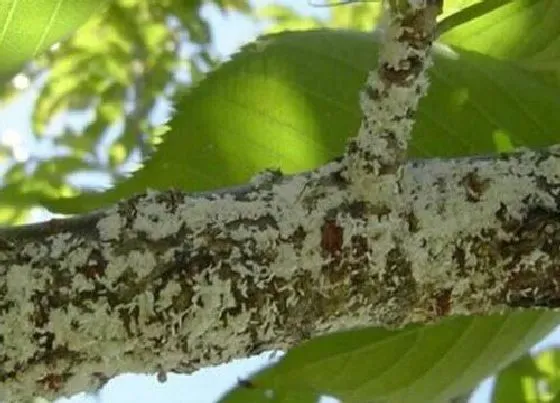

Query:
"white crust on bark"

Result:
[[2, 147, 560, 401]]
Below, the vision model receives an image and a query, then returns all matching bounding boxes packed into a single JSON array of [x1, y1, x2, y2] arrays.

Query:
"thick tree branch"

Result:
[[2, 146, 560, 401]]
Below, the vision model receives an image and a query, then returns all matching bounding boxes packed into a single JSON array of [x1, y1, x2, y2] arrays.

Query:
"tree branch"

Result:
[[2, 146, 560, 401]]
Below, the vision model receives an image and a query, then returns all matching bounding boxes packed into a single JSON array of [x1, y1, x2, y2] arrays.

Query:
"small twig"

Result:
[[342, 0, 440, 205]]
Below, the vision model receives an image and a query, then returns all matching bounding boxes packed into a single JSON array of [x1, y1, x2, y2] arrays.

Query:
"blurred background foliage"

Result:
[[0, 0, 256, 223]]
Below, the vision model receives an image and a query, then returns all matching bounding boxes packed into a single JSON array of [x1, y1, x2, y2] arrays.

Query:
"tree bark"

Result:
[[3, 1, 559, 402], [2, 145, 560, 401]]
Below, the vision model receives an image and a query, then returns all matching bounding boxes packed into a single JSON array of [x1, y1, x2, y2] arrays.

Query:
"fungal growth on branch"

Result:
[[343, 0, 440, 193], [4, 1, 560, 402]]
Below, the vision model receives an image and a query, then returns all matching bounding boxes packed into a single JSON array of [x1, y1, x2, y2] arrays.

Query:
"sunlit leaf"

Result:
[[108, 142, 128, 167], [440, 0, 560, 80], [0, 0, 109, 77], [0, 204, 30, 225], [144, 23, 169, 51]]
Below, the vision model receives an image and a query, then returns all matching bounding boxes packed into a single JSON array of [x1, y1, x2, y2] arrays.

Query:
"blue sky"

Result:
[[1, 1, 559, 402]]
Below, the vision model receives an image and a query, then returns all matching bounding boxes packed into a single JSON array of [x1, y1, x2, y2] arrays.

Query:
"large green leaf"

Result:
[[41, 29, 560, 213], [221, 313, 560, 403], [0, 0, 109, 77]]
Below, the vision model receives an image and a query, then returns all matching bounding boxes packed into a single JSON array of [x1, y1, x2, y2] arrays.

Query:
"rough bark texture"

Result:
[[3, 146, 560, 401], [3, 1, 559, 402]]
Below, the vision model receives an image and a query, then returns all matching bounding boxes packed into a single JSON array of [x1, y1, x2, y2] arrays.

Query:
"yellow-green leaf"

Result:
[[0, 0, 109, 77]]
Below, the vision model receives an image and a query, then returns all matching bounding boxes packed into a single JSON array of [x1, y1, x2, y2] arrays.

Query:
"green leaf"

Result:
[[0, 0, 109, 77], [221, 313, 560, 403], [440, 0, 560, 79], [41, 29, 560, 214], [0, 204, 31, 225], [493, 348, 560, 403]]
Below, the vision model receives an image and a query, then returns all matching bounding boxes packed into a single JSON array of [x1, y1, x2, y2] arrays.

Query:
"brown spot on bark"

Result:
[[434, 289, 452, 316], [380, 58, 424, 86], [321, 219, 343, 257], [80, 249, 106, 279]]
